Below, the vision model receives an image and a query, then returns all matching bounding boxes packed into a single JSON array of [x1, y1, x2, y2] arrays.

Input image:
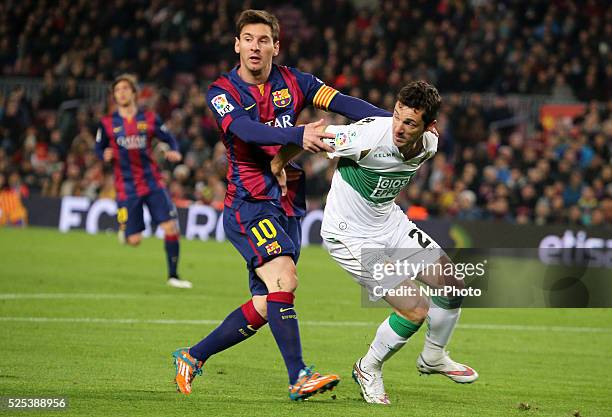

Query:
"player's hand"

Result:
[[165, 150, 182, 162], [275, 168, 288, 196], [302, 119, 335, 153], [103, 148, 113, 162]]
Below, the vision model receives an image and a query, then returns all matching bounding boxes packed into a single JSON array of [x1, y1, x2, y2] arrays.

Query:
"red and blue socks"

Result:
[[164, 234, 180, 278], [189, 300, 267, 362], [187, 292, 307, 385], [266, 291, 306, 384]]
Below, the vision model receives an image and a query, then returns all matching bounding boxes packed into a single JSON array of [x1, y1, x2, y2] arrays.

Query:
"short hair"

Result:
[[236, 9, 280, 42], [112, 73, 138, 93], [397, 81, 441, 126]]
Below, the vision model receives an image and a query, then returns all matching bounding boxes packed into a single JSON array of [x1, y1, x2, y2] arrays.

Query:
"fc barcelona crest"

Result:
[[265, 241, 282, 255], [272, 89, 292, 108]]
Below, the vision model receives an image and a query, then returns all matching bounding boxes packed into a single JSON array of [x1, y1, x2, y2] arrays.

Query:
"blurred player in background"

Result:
[[272, 81, 478, 404], [171, 9, 389, 400], [0, 172, 28, 226], [95, 74, 192, 289]]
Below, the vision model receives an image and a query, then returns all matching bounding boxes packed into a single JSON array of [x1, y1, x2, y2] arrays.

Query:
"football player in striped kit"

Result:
[[95, 74, 192, 289], [171, 9, 389, 400]]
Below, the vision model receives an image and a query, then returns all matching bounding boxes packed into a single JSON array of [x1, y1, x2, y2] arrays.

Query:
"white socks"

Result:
[[422, 306, 461, 362], [361, 305, 461, 369], [362, 313, 422, 370]]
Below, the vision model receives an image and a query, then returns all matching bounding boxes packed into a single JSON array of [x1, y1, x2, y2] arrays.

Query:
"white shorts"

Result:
[[322, 210, 445, 301]]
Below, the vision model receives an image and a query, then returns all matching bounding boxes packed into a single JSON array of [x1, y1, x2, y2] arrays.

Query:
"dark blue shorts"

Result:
[[117, 188, 177, 237], [223, 200, 302, 296]]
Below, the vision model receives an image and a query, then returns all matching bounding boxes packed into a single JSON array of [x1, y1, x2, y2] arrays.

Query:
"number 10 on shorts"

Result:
[[251, 219, 277, 247]]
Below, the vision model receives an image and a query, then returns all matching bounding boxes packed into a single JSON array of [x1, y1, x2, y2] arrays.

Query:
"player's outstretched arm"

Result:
[[229, 117, 306, 146], [229, 117, 335, 153], [292, 68, 389, 120], [208, 86, 309, 148], [328, 93, 391, 120]]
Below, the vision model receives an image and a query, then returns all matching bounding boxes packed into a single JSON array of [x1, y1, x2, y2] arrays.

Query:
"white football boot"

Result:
[[416, 351, 478, 383], [352, 358, 391, 404], [167, 277, 193, 289]]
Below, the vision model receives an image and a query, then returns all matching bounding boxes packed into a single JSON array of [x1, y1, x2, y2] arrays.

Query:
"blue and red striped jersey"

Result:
[[208, 64, 339, 215], [95, 109, 179, 201]]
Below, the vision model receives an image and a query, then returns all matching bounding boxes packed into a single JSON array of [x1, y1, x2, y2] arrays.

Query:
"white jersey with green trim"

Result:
[[321, 116, 437, 238]]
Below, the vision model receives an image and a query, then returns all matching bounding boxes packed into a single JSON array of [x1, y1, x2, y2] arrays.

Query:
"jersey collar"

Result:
[[229, 64, 278, 87]]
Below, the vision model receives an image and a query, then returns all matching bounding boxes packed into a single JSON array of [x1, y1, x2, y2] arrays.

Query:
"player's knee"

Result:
[[438, 256, 466, 290], [277, 268, 298, 293], [257, 256, 299, 293], [127, 234, 142, 246]]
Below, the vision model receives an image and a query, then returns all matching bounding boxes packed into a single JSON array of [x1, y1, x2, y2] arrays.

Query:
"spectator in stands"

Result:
[[456, 190, 482, 221]]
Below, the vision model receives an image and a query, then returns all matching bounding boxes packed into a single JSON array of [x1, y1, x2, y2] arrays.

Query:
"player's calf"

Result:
[[361, 312, 423, 372], [416, 256, 473, 373], [188, 299, 267, 362], [159, 219, 191, 287], [257, 257, 318, 386]]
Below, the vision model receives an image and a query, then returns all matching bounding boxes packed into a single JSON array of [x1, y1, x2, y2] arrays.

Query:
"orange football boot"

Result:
[[172, 347, 203, 394], [289, 366, 340, 401]]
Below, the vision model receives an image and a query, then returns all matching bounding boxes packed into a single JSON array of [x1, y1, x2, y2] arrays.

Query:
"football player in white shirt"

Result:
[[272, 81, 478, 405]]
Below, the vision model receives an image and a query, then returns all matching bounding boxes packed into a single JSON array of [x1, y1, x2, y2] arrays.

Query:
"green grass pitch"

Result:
[[1, 227, 611, 416]]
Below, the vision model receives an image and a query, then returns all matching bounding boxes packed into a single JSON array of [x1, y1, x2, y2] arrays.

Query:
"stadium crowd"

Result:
[[0, 0, 610, 226]]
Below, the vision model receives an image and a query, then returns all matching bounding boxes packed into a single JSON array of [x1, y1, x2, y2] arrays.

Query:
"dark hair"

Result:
[[397, 81, 441, 126], [112, 73, 138, 93], [236, 9, 280, 42]]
